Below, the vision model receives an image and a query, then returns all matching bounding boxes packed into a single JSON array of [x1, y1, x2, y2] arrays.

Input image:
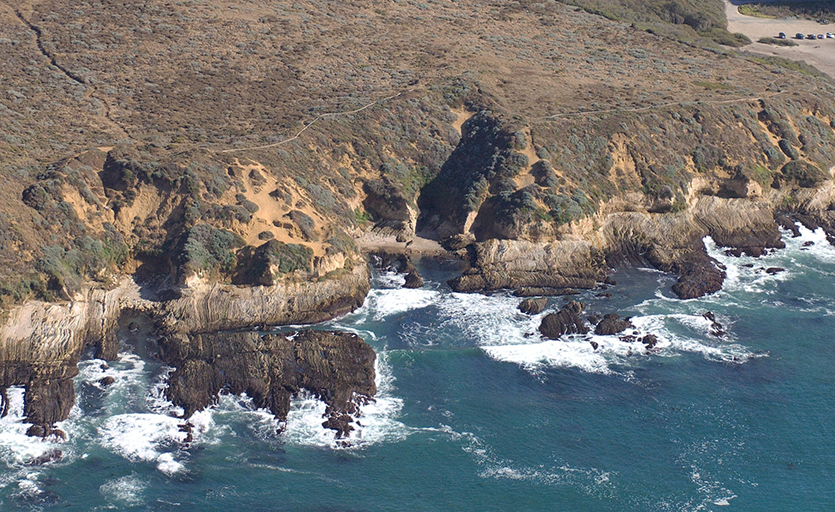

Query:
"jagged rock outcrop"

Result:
[[449, 239, 606, 293], [593, 314, 633, 336], [158, 330, 376, 438], [0, 264, 371, 434], [640, 334, 659, 350], [539, 301, 588, 339], [369, 252, 423, 289], [703, 311, 726, 337], [518, 298, 548, 315]]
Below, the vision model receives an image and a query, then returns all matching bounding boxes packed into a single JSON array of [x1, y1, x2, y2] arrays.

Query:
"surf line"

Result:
[[219, 92, 403, 154]]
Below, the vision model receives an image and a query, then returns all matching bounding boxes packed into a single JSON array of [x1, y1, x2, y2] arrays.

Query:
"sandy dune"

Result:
[[725, 1, 835, 79]]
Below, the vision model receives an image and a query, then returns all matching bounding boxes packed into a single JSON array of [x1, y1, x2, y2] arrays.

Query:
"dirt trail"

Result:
[[5, 3, 131, 140], [725, 0, 835, 79], [221, 93, 403, 154]]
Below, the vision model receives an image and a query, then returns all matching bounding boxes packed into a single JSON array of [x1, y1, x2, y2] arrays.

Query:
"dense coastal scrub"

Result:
[[2, 0, 835, 439]]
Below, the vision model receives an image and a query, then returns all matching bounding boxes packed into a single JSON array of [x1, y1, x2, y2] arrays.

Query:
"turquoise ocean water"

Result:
[[1, 224, 834, 510]]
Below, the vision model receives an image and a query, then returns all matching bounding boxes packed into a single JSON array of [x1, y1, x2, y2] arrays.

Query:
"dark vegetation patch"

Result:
[[233, 240, 313, 286], [739, 2, 835, 24], [758, 37, 799, 47]]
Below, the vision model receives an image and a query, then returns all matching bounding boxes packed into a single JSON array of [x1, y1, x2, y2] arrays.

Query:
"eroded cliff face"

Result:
[[4, 0, 835, 443], [417, 95, 835, 299], [0, 280, 139, 436], [159, 330, 376, 439], [0, 264, 371, 435], [448, 190, 814, 299]]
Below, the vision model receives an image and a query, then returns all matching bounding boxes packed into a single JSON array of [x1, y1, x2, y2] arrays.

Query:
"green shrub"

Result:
[[179, 224, 245, 276], [758, 37, 798, 47], [780, 161, 828, 188], [706, 29, 751, 47], [287, 210, 317, 241], [234, 240, 313, 285], [544, 193, 584, 225], [779, 139, 800, 160]]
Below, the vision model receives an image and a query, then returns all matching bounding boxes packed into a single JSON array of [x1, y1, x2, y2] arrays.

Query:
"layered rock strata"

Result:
[[452, 195, 792, 299], [159, 330, 376, 438], [0, 265, 370, 435]]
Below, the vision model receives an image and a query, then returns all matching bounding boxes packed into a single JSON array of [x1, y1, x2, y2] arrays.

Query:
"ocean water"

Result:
[[2, 224, 835, 510]]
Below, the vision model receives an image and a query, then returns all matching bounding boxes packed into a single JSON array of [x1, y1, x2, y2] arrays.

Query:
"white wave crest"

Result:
[[367, 287, 440, 321], [283, 352, 409, 448], [99, 474, 147, 507], [0, 387, 69, 467], [98, 413, 189, 475]]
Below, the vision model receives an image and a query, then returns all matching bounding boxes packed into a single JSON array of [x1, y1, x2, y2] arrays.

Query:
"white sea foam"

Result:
[[99, 474, 147, 507], [98, 413, 188, 475], [703, 236, 793, 295], [367, 287, 440, 321], [434, 291, 546, 347], [703, 223, 835, 298], [146, 366, 184, 417], [373, 270, 406, 288], [283, 352, 409, 448], [482, 307, 759, 375], [483, 337, 613, 375], [436, 424, 615, 498], [0, 387, 69, 467]]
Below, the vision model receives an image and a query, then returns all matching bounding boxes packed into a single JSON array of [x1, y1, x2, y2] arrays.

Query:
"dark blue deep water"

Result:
[[1, 225, 834, 511]]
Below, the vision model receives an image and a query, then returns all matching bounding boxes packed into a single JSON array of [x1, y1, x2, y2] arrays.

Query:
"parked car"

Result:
[[818, 34, 825, 39], [807, 34, 817, 40], [827, 33, 835, 39], [778, 32, 786, 39]]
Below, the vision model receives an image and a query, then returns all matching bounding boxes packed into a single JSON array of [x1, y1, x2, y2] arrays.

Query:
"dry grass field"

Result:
[[1, 0, 834, 307]]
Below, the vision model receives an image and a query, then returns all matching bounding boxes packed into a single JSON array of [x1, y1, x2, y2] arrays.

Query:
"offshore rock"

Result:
[[539, 301, 588, 339], [158, 330, 376, 438], [669, 248, 726, 300], [703, 311, 726, 337], [518, 298, 548, 315], [370, 252, 423, 289], [513, 287, 579, 297], [640, 334, 659, 350], [593, 314, 633, 336]]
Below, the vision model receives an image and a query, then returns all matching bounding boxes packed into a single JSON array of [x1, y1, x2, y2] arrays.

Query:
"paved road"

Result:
[[725, 0, 835, 79]]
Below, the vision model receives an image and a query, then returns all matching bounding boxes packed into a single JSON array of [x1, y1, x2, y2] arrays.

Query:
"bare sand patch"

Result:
[[356, 232, 447, 257], [725, 1, 835, 79], [450, 108, 473, 137]]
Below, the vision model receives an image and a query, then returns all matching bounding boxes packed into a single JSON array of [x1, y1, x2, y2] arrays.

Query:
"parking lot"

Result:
[[725, 0, 835, 79]]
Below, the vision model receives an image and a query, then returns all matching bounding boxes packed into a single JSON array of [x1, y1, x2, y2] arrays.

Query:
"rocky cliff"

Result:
[[0, 264, 370, 435], [159, 330, 376, 439], [3, 0, 835, 436]]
